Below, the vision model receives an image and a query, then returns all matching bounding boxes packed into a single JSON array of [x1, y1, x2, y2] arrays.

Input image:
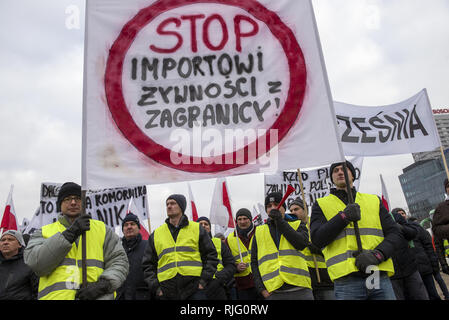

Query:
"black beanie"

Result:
[[236, 208, 252, 220], [265, 192, 286, 210], [197, 216, 211, 226], [329, 161, 356, 184], [122, 212, 140, 230], [166, 194, 187, 214], [56, 182, 81, 212]]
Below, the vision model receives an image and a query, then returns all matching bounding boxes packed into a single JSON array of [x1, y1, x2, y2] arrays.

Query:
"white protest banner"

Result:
[[82, 0, 344, 189], [25, 183, 149, 233], [335, 89, 440, 157], [264, 157, 364, 209]]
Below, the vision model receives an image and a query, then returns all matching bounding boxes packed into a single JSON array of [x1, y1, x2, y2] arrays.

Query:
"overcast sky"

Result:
[[1, 0, 448, 231]]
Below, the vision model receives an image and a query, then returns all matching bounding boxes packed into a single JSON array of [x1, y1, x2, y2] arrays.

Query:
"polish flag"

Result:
[[126, 197, 149, 240], [187, 183, 198, 222], [210, 177, 234, 230], [1, 185, 18, 232], [380, 174, 390, 212]]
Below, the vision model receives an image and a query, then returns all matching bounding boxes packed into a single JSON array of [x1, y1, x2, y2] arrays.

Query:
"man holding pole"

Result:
[[24, 182, 129, 300], [310, 161, 399, 300], [288, 198, 335, 300], [225, 208, 258, 300], [251, 192, 313, 300]]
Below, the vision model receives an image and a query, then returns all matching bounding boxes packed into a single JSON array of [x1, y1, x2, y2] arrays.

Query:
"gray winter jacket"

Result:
[[24, 214, 129, 299]]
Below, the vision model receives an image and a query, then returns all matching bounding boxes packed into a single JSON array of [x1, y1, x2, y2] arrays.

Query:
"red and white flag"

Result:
[[187, 183, 199, 222], [126, 197, 150, 240], [380, 174, 390, 212], [210, 177, 235, 232], [1, 185, 18, 232]]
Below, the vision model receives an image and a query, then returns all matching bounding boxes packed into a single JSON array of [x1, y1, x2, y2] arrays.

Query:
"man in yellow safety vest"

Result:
[[24, 182, 129, 300], [310, 161, 400, 300], [251, 192, 314, 300], [142, 194, 218, 300]]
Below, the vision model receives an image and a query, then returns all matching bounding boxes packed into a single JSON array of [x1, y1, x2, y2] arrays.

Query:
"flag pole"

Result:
[[80, 190, 88, 288], [226, 180, 244, 263], [297, 169, 321, 283]]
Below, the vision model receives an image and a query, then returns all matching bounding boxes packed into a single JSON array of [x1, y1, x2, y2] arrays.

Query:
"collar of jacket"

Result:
[[330, 187, 357, 204], [0, 247, 24, 262], [122, 233, 142, 251], [165, 214, 189, 229]]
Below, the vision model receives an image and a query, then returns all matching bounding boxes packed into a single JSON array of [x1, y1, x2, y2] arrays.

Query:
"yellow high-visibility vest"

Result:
[[227, 232, 252, 277], [255, 221, 311, 292], [38, 219, 106, 300], [317, 193, 395, 281], [212, 238, 224, 274], [154, 221, 202, 282], [303, 224, 327, 270], [443, 239, 449, 257]]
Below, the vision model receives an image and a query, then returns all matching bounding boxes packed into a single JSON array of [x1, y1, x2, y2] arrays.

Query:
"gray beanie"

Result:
[[289, 197, 306, 210], [1, 230, 25, 247]]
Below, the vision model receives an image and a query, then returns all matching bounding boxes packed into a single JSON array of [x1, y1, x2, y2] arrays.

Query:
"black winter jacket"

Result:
[[410, 221, 439, 276], [0, 248, 38, 300], [142, 214, 218, 300], [389, 212, 419, 279], [116, 234, 149, 300]]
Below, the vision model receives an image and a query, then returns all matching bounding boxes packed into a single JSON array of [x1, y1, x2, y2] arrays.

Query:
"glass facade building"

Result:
[[399, 154, 449, 220]]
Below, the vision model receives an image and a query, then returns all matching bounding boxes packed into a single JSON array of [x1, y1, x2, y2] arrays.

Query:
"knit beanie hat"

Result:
[[289, 197, 306, 210], [56, 182, 81, 212], [236, 208, 252, 220], [122, 212, 140, 230], [197, 216, 211, 227], [166, 194, 187, 214], [1, 230, 26, 247], [265, 192, 286, 210], [329, 161, 356, 184]]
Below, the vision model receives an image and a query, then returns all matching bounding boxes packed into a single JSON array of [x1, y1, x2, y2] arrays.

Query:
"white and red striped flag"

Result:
[[1, 185, 18, 232], [187, 183, 199, 222], [380, 174, 390, 212], [210, 177, 235, 231]]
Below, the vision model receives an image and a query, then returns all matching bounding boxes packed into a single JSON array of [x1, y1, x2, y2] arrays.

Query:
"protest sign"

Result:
[[335, 89, 440, 156], [24, 183, 149, 234], [82, 0, 344, 189], [264, 157, 363, 209]]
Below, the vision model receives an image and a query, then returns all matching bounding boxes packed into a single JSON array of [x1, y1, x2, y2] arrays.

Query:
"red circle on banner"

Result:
[[104, 0, 306, 173]]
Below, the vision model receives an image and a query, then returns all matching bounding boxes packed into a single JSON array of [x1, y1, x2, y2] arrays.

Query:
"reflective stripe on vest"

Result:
[[317, 193, 395, 281], [255, 221, 311, 292], [227, 232, 252, 277], [38, 219, 106, 300], [154, 221, 202, 282]]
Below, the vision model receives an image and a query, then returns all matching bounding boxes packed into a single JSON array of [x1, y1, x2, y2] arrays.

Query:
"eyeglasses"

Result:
[[62, 196, 82, 203]]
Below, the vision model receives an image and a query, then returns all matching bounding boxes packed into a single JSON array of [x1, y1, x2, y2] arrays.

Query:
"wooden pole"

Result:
[[440, 146, 449, 181], [297, 169, 321, 283], [341, 162, 363, 254], [81, 190, 88, 288]]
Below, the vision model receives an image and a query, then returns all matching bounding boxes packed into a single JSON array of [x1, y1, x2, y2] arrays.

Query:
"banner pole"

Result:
[[297, 169, 321, 283], [440, 146, 449, 181], [81, 190, 88, 288]]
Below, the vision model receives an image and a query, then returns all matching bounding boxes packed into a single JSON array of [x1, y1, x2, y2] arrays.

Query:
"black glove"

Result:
[[340, 203, 361, 222], [62, 214, 91, 243], [354, 249, 384, 273], [308, 242, 323, 256], [269, 209, 283, 222], [392, 212, 407, 225], [76, 278, 110, 300], [442, 265, 449, 275]]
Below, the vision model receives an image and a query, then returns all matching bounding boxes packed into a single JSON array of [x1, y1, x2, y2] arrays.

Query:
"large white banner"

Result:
[[24, 183, 149, 234], [82, 0, 344, 189], [264, 157, 364, 210], [335, 89, 440, 157]]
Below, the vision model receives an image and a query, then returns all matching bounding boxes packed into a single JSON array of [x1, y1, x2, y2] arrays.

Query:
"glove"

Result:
[[354, 250, 384, 273], [307, 242, 323, 256], [442, 265, 449, 275], [340, 203, 361, 222], [392, 212, 407, 225], [76, 279, 110, 300], [268, 209, 283, 222], [62, 214, 91, 243]]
